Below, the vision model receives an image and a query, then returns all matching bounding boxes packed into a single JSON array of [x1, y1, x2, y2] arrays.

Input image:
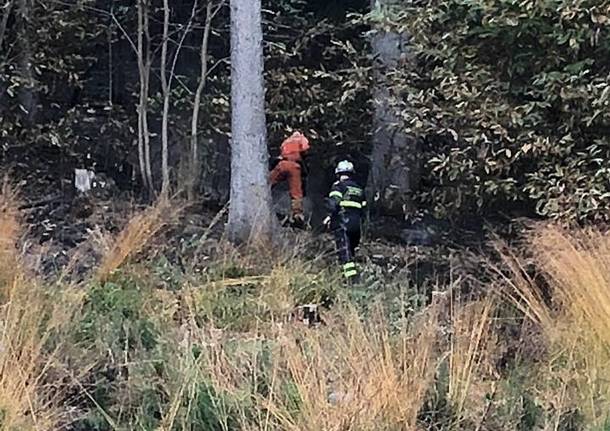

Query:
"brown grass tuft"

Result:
[[533, 226, 610, 344], [96, 197, 181, 281], [0, 181, 85, 430], [0, 180, 22, 288], [256, 302, 441, 431], [501, 225, 610, 426], [448, 295, 496, 425]]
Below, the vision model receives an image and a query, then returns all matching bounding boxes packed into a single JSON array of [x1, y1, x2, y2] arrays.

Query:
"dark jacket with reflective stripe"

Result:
[[326, 177, 366, 231]]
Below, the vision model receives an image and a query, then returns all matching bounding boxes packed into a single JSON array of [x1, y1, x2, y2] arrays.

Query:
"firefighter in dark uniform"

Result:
[[324, 160, 366, 282]]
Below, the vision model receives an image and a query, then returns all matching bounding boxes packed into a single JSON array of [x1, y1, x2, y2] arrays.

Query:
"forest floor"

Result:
[[3, 151, 463, 284]]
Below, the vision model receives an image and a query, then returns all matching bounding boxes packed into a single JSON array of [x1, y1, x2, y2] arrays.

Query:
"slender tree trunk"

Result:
[[107, 3, 114, 107], [160, 0, 198, 197], [142, 2, 154, 193], [16, 0, 37, 125], [189, 1, 216, 201], [227, 0, 275, 244], [160, 0, 170, 196], [367, 0, 417, 218], [136, 0, 149, 190], [0, 0, 13, 53], [136, 0, 154, 194], [0, 0, 13, 120]]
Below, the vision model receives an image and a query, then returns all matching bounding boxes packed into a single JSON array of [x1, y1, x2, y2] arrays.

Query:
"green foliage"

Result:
[[371, 0, 610, 223], [187, 384, 244, 431], [78, 275, 159, 351], [71, 269, 258, 430], [0, 0, 104, 133], [190, 267, 336, 331], [4, 0, 609, 225], [263, 0, 372, 162]]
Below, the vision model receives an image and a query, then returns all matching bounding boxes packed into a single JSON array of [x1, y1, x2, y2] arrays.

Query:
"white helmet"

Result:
[[335, 160, 354, 175]]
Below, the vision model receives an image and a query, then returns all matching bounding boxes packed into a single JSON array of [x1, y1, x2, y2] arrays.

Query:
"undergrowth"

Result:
[[0, 184, 608, 430]]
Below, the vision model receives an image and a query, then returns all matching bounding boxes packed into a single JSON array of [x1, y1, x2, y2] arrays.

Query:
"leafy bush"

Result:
[[370, 0, 610, 223]]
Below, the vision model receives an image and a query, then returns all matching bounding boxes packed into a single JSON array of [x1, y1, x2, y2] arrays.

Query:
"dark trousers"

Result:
[[333, 225, 361, 280]]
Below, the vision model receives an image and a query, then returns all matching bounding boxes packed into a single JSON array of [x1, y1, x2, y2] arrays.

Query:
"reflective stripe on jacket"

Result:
[[326, 177, 366, 229]]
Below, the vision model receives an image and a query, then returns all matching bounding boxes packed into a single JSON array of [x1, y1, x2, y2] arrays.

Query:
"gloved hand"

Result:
[[322, 216, 331, 229]]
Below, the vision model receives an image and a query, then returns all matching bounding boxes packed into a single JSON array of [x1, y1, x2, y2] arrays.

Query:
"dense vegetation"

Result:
[[379, 0, 610, 222], [2, 0, 608, 223], [2, 186, 610, 430], [1, 0, 610, 430]]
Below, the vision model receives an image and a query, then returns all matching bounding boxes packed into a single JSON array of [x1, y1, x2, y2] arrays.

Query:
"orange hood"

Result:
[[280, 132, 310, 161]]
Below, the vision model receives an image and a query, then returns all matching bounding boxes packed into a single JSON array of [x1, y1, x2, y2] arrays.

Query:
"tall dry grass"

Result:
[[0, 185, 185, 430], [0, 181, 21, 291], [448, 295, 496, 424], [0, 179, 533, 430], [96, 197, 181, 281], [534, 227, 610, 344], [500, 225, 610, 427], [266, 303, 440, 431], [0, 184, 85, 430], [164, 297, 445, 431], [78, 223, 502, 431]]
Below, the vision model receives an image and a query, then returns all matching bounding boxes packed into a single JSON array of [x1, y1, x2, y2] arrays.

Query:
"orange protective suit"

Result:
[[277, 131, 310, 162], [270, 132, 310, 220]]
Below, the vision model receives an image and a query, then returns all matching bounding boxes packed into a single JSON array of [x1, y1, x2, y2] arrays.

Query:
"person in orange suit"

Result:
[[270, 131, 310, 226]]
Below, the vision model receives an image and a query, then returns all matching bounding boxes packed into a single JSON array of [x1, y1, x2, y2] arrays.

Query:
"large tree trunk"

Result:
[[16, 0, 37, 125], [367, 0, 417, 218], [227, 0, 275, 243]]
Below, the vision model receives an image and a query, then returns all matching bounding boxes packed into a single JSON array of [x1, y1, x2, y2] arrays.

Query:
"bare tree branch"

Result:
[[142, 0, 154, 192], [136, 0, 147, 190], [16, 0, 38, 124], [206, 56, 229, 78], [111, 13, 138, 55], [188, 0, 226, 200], [107, 2, 114, 106], [168, 0, 198, 89]]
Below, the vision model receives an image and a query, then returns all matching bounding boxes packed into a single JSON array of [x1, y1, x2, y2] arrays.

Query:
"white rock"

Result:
[[74, 169, 95, 193]]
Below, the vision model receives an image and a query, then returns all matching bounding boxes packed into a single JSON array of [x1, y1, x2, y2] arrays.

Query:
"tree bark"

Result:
[[367, 0, 417, 218], [142, 1, 154, 193], [0, 1, 12, 121], [227, 0, 275, 244], [136, 0, 148, 190], [15, 0, 37, 125]]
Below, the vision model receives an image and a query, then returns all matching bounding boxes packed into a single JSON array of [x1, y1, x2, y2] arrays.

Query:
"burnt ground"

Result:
[[1, 147, 222, 277], [1, 145, 499, 289]]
